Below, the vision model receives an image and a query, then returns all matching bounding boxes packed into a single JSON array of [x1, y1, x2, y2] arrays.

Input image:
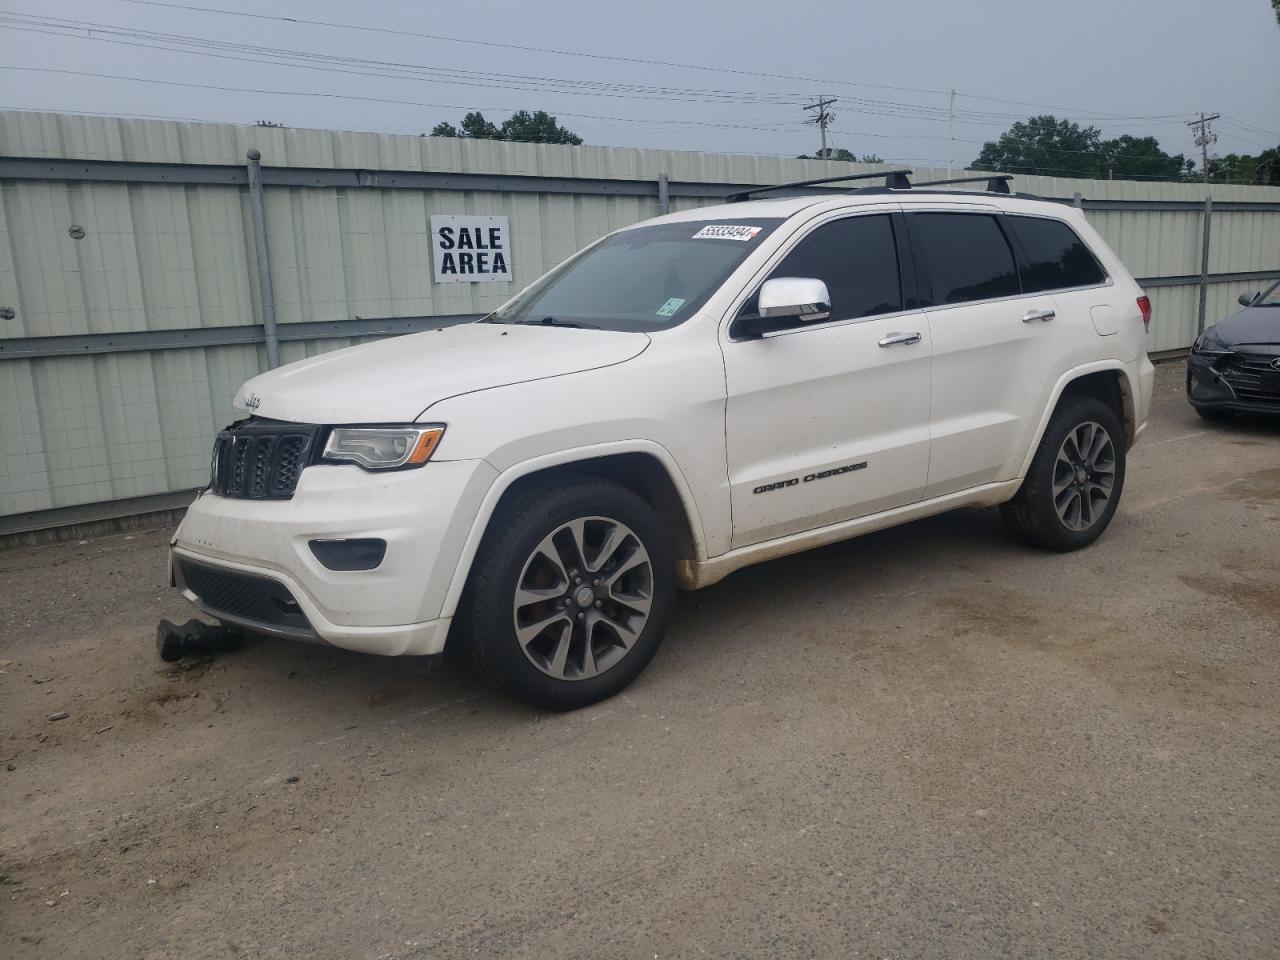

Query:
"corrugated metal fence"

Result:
[[2, 111, 1279, 532]]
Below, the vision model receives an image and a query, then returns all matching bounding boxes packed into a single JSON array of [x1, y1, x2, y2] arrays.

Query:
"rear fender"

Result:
[[1015, 360, 1139, 479]]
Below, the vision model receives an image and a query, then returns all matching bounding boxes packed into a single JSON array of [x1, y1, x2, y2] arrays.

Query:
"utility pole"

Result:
[[946, 89, 956, 178], [804, 96, 837, 159], [1186, 113, 1220, 185]]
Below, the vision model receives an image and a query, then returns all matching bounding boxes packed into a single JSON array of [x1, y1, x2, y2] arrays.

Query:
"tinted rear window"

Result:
[[1008, 215, 1108, 291], [909, 213, 1020, 306]]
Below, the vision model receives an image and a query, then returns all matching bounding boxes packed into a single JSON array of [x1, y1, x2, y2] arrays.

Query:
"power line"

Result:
[[0, 14, 1046, 124], [1214, 119, 1275, 151], [1, 3, 1223, 128], [3, 11, 1114, 125], [0, 66, 856, 137], [99, 0, 1179, 119], [4, 6, 1271, 162], [1222, 115, 1279, 140], [5, 11, 1216, 150]]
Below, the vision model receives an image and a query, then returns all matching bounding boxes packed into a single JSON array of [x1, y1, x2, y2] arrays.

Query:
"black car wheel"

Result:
[[1000, 396, 1126, 551], [462, 476, 675, 710]]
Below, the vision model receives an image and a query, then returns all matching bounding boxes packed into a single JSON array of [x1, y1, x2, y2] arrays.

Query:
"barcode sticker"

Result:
[[692, 224, 763, 241]]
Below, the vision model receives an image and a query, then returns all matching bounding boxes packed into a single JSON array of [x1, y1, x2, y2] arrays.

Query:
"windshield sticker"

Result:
[[656, 297, 687, 317], [692, 224, 763, 241]]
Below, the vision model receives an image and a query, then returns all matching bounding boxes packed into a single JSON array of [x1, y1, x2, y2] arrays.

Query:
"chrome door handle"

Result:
[[878, 331, 922, 347], [1022, 308, 1056, 323]]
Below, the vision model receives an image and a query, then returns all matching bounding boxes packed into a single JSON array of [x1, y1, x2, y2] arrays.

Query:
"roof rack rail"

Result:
[[725, 169, 913, 203], [904, 174, 1014, 194]]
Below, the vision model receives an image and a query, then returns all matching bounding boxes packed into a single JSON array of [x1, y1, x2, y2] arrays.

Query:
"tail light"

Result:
[[1136, 295, 1151, 332]]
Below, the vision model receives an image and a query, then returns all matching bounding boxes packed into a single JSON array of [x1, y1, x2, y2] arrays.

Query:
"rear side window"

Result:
[[1007, 215, 1108, 291], [763, 214, 902, 320], [909, 213, 1020, 306]]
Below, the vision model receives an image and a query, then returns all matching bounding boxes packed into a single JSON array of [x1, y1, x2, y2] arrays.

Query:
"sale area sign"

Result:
[[430, 215, 512, 283]]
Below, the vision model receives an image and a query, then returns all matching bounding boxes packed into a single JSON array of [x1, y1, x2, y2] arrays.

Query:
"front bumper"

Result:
[[170, 457, 497, 656], [1186, 353, 1280, 415]]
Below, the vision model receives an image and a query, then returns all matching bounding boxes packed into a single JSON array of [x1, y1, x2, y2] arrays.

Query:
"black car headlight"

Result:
[[1192, 328, 1231, 356]]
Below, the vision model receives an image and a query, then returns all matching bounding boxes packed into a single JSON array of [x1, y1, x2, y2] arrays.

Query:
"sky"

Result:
[[0, 0, 1277, 172]]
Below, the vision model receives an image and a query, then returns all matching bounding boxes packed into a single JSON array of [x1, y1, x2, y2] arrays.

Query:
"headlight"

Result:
[[1192, 329, 1231, 356], [322, 425, 445, 470]]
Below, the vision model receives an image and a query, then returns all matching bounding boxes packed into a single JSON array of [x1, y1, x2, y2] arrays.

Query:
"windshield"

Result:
[[1257, 281, 1280, 306], [487, 218, 783, 332]]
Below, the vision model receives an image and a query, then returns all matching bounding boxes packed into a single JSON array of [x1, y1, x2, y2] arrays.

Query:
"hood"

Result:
[[234, 322, 650, 423], [1210, 306, 1280, 347]]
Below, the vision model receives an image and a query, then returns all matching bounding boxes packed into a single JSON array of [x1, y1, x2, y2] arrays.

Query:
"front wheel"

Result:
[[1000, 396, 1126, 551], [461, 476, 675, 710]]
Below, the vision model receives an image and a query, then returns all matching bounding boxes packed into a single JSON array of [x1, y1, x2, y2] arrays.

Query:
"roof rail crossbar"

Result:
[[906, 174, 1014, 194], [725, 169, 913, 203]]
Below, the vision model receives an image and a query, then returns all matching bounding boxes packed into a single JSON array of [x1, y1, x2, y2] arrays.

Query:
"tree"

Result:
[[972, 114, 1192, 181], [972, 115, 1106, 178], [1207, 146, 1280, 185], [427, 110, 582, 145], [499, 110, 583, 145], [461, 111, 502, 139], [795, 148, 885, 162], [1099, 135, 1192, 181]]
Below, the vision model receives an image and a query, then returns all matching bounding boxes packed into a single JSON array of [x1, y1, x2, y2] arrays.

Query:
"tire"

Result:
[[461, 476, 675, 710], [1000, 395, 1126, 552]]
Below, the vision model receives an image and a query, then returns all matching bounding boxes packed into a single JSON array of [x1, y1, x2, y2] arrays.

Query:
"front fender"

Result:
[[437, 439, 709, 620]]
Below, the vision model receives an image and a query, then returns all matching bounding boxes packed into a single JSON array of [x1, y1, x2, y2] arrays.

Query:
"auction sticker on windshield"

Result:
[[692, 224, 763, 241]]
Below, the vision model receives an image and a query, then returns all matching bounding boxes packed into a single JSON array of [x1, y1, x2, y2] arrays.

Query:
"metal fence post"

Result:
[[657, 173, 670, 216], [1197, 196, 1213, 335], [245, 149, 282, 369]]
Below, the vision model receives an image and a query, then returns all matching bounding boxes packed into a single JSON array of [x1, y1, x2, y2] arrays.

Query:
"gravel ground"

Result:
[[1, 361, 1277, 960]]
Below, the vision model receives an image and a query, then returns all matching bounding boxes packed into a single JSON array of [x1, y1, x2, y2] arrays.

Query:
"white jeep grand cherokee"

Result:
[[171, 174, 1155, 709]]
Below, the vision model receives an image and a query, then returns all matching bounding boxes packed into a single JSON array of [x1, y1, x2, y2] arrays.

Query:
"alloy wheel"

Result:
[[512, 516, 654, 681], [1052, 420, 1116, 532]]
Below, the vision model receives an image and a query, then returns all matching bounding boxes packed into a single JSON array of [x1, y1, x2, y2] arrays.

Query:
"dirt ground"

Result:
[[2, 361, 1278, 960]]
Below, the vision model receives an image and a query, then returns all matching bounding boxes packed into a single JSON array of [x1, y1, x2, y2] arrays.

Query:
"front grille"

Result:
[[211, 420, 321, 500], [177, 559, 313, 634], [1217, 352, 1280, 405]]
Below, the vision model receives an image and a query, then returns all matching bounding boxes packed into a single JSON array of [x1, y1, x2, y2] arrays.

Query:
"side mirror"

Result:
[[1238, 291, 1260, 307], [760, 277, 832, 322], [737, 277, 832, 338]]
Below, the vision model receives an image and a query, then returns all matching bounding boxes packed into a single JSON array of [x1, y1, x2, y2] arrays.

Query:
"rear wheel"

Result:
[[1000, 396, 1126, 551], [462, 476, 674, 710]]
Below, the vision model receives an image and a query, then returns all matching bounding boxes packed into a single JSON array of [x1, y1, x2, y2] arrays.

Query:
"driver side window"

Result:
[[741, 214, 903, 323]]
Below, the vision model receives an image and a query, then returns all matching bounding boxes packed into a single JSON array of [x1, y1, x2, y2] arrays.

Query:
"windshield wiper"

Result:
[[487, 315, 599, 330]]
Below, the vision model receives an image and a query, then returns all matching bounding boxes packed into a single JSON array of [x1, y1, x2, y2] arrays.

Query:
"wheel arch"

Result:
[[439, 442, 705, 620], [1016, 361, 1137, 480]]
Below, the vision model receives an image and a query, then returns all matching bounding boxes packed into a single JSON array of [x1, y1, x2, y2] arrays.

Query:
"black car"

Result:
[[1186, 279, 1280, 419]]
